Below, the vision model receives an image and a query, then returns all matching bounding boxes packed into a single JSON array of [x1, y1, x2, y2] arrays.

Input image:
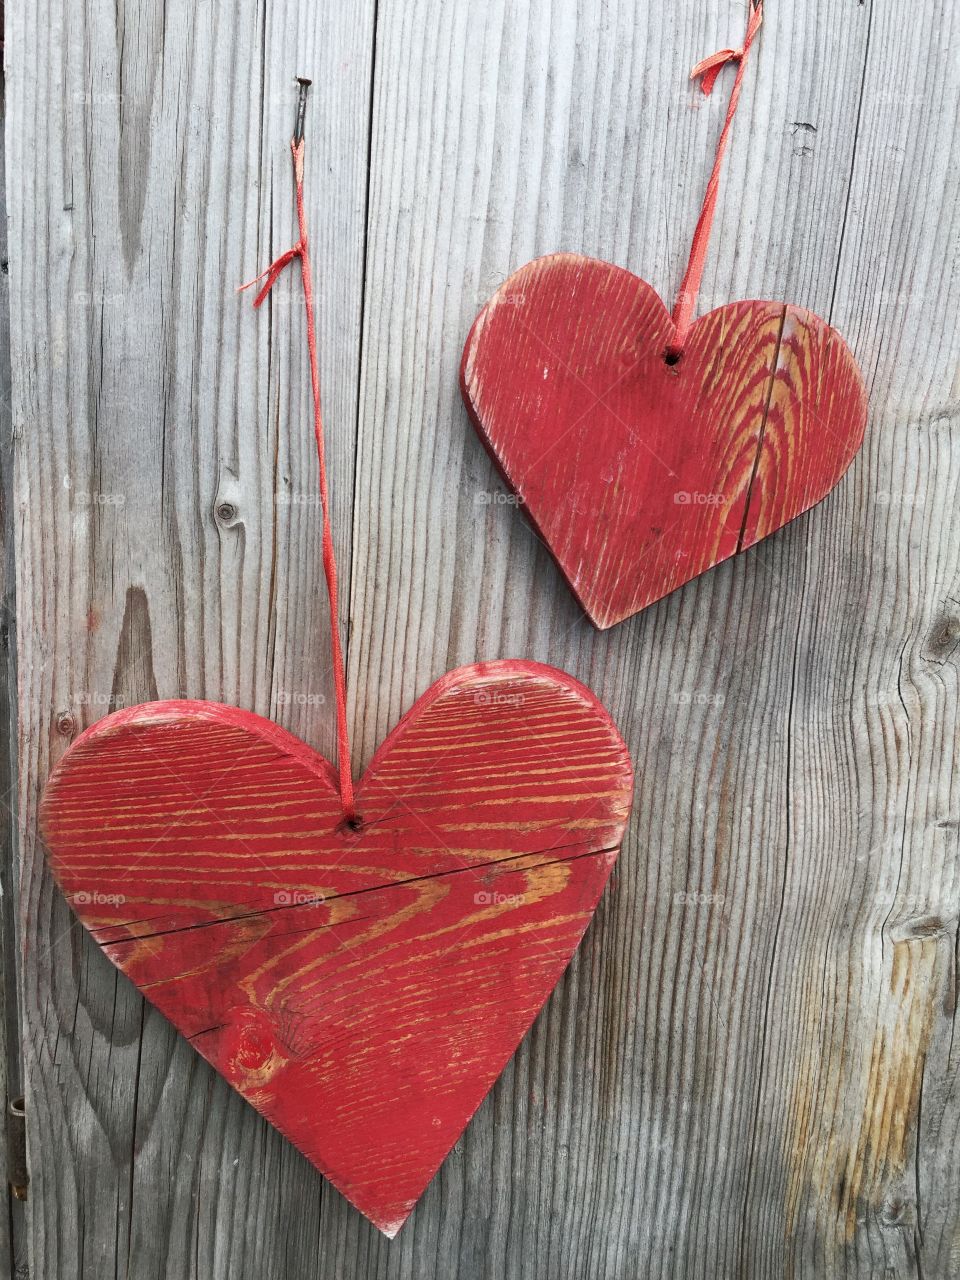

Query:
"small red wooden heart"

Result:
[[461, 254, 867, 629], [40, 660, 632, 1236]]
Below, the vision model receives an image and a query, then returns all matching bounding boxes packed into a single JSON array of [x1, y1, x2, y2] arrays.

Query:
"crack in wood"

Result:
[[96, 842, 621, 947]]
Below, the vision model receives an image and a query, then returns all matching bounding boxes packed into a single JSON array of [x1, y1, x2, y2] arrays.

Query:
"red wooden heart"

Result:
[[40, 660, 632, 1236], [461, 253, 867, 629]]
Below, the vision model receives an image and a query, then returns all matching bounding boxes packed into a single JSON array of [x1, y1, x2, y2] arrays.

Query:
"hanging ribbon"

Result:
[[666, 0, 764, 360], [239, 82, 357, 824]]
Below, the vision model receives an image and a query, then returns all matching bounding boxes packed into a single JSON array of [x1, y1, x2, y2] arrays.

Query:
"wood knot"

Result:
[[55, 711, 77, 737], [221, 1007, 285, 1087], [890, 913, 948, 942], [924, 613, 960, 661], [880, 1194, 916, 1229]]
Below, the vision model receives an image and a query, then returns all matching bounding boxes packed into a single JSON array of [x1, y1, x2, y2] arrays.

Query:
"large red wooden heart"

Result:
[[461, 254, 867, 629], [40, 660, 632, 1236]]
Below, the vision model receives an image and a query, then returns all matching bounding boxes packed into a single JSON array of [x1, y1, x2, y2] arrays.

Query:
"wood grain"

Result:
[[39, 661, 632, 1236], [461, 253, 866, 628], [6, 0, 378, 1274], [6, 0, 960, 1276], [0, 65, 28, 1279]]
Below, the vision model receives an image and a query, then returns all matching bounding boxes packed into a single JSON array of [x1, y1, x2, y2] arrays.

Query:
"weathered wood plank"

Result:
[[1, 57, 29, 1280], [5, 0, 376, 1275], [742, 2, 960, 1273]]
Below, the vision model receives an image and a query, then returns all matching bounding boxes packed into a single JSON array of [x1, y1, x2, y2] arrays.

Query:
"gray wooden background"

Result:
[[3, 0, 960, 1275]]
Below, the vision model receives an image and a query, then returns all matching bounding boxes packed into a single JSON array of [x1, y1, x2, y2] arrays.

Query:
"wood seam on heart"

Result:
[[90, 844, 622, 946]]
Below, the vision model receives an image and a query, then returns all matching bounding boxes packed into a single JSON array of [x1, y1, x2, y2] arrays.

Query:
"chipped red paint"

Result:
[[40, 660, 633, 1237], [461, 254, 867, 629]]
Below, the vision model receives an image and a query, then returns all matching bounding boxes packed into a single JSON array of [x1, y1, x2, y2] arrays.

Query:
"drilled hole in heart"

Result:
[[339, 813, 365, 836], [662, 347, 683, 367]]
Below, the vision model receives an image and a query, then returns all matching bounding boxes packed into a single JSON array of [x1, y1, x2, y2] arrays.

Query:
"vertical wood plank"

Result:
[[743, 3, 960, 1274], [6, 0, 375, 1275], [1, 48, 28, 1280]]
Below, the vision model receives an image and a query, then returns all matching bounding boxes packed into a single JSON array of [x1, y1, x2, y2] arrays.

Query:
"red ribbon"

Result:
[[667, 0, 764, 359], [240, 139, 357, 823]]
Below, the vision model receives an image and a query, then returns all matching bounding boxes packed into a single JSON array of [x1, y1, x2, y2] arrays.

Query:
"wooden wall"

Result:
[[3, 0, 959, 1275]]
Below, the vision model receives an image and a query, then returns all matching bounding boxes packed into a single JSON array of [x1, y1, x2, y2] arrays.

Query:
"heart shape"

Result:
[[40, 660, 632, 1236], [461, 254, 867, 629]]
